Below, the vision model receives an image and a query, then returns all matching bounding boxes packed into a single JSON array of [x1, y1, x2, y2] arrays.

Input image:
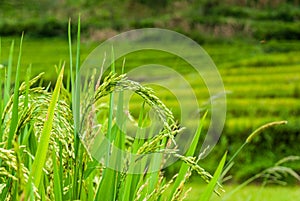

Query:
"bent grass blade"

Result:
[[26, 67, 64, 196]]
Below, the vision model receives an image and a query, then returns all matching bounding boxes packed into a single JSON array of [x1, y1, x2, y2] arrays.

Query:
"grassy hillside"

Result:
[[0, 0, 300, 42]]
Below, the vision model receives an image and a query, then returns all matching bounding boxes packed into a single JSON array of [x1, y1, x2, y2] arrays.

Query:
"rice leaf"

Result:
[[52, 149, 63, 201], [7, 34, 23, 149], [72, 15, 83, 199], [199, 152, 227, 201], [4, 40, 14, 106], [28, 66, 64, 189]]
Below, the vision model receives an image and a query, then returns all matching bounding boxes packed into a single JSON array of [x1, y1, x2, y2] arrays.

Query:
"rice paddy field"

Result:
[[0, 36, 299, 199]]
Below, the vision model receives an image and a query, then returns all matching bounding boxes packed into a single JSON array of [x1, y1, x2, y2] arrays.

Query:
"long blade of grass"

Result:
[[7, 34, 23, 149], [94, 46, 117, 201], [199, 152, 227, 201], [4, 40, 14, 106], [68, 18, 74, 92], [28, 66, 64, 189], [74, 15, 81, 133], [52, 148, 63, 201], [71, 15, 84, 199]]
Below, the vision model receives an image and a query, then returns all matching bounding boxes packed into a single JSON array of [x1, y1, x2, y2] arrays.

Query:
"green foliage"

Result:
[[1, 0, 300, 41], [0, 20, 223, 201], [252, 21, 300, 40], [1, 36, 299, 183], [0, 16, 299, 200]]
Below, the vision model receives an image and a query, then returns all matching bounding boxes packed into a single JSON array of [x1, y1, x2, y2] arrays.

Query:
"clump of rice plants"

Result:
[[1, 18, 298, 201], [0, 19, 226, 201]]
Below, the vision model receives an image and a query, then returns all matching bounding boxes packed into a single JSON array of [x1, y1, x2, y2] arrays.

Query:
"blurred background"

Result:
[[0, 0, 299, 187], [1, 0, 300, 41]]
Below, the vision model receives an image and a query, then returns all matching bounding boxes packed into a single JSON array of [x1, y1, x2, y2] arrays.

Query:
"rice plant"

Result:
[[0, 18, 226, 201]]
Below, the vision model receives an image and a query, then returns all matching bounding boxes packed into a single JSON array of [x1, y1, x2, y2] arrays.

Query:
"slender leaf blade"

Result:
[[7, 34, 23, 149], [199, 152, 227, 201], [29, 66, 64, 188]]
